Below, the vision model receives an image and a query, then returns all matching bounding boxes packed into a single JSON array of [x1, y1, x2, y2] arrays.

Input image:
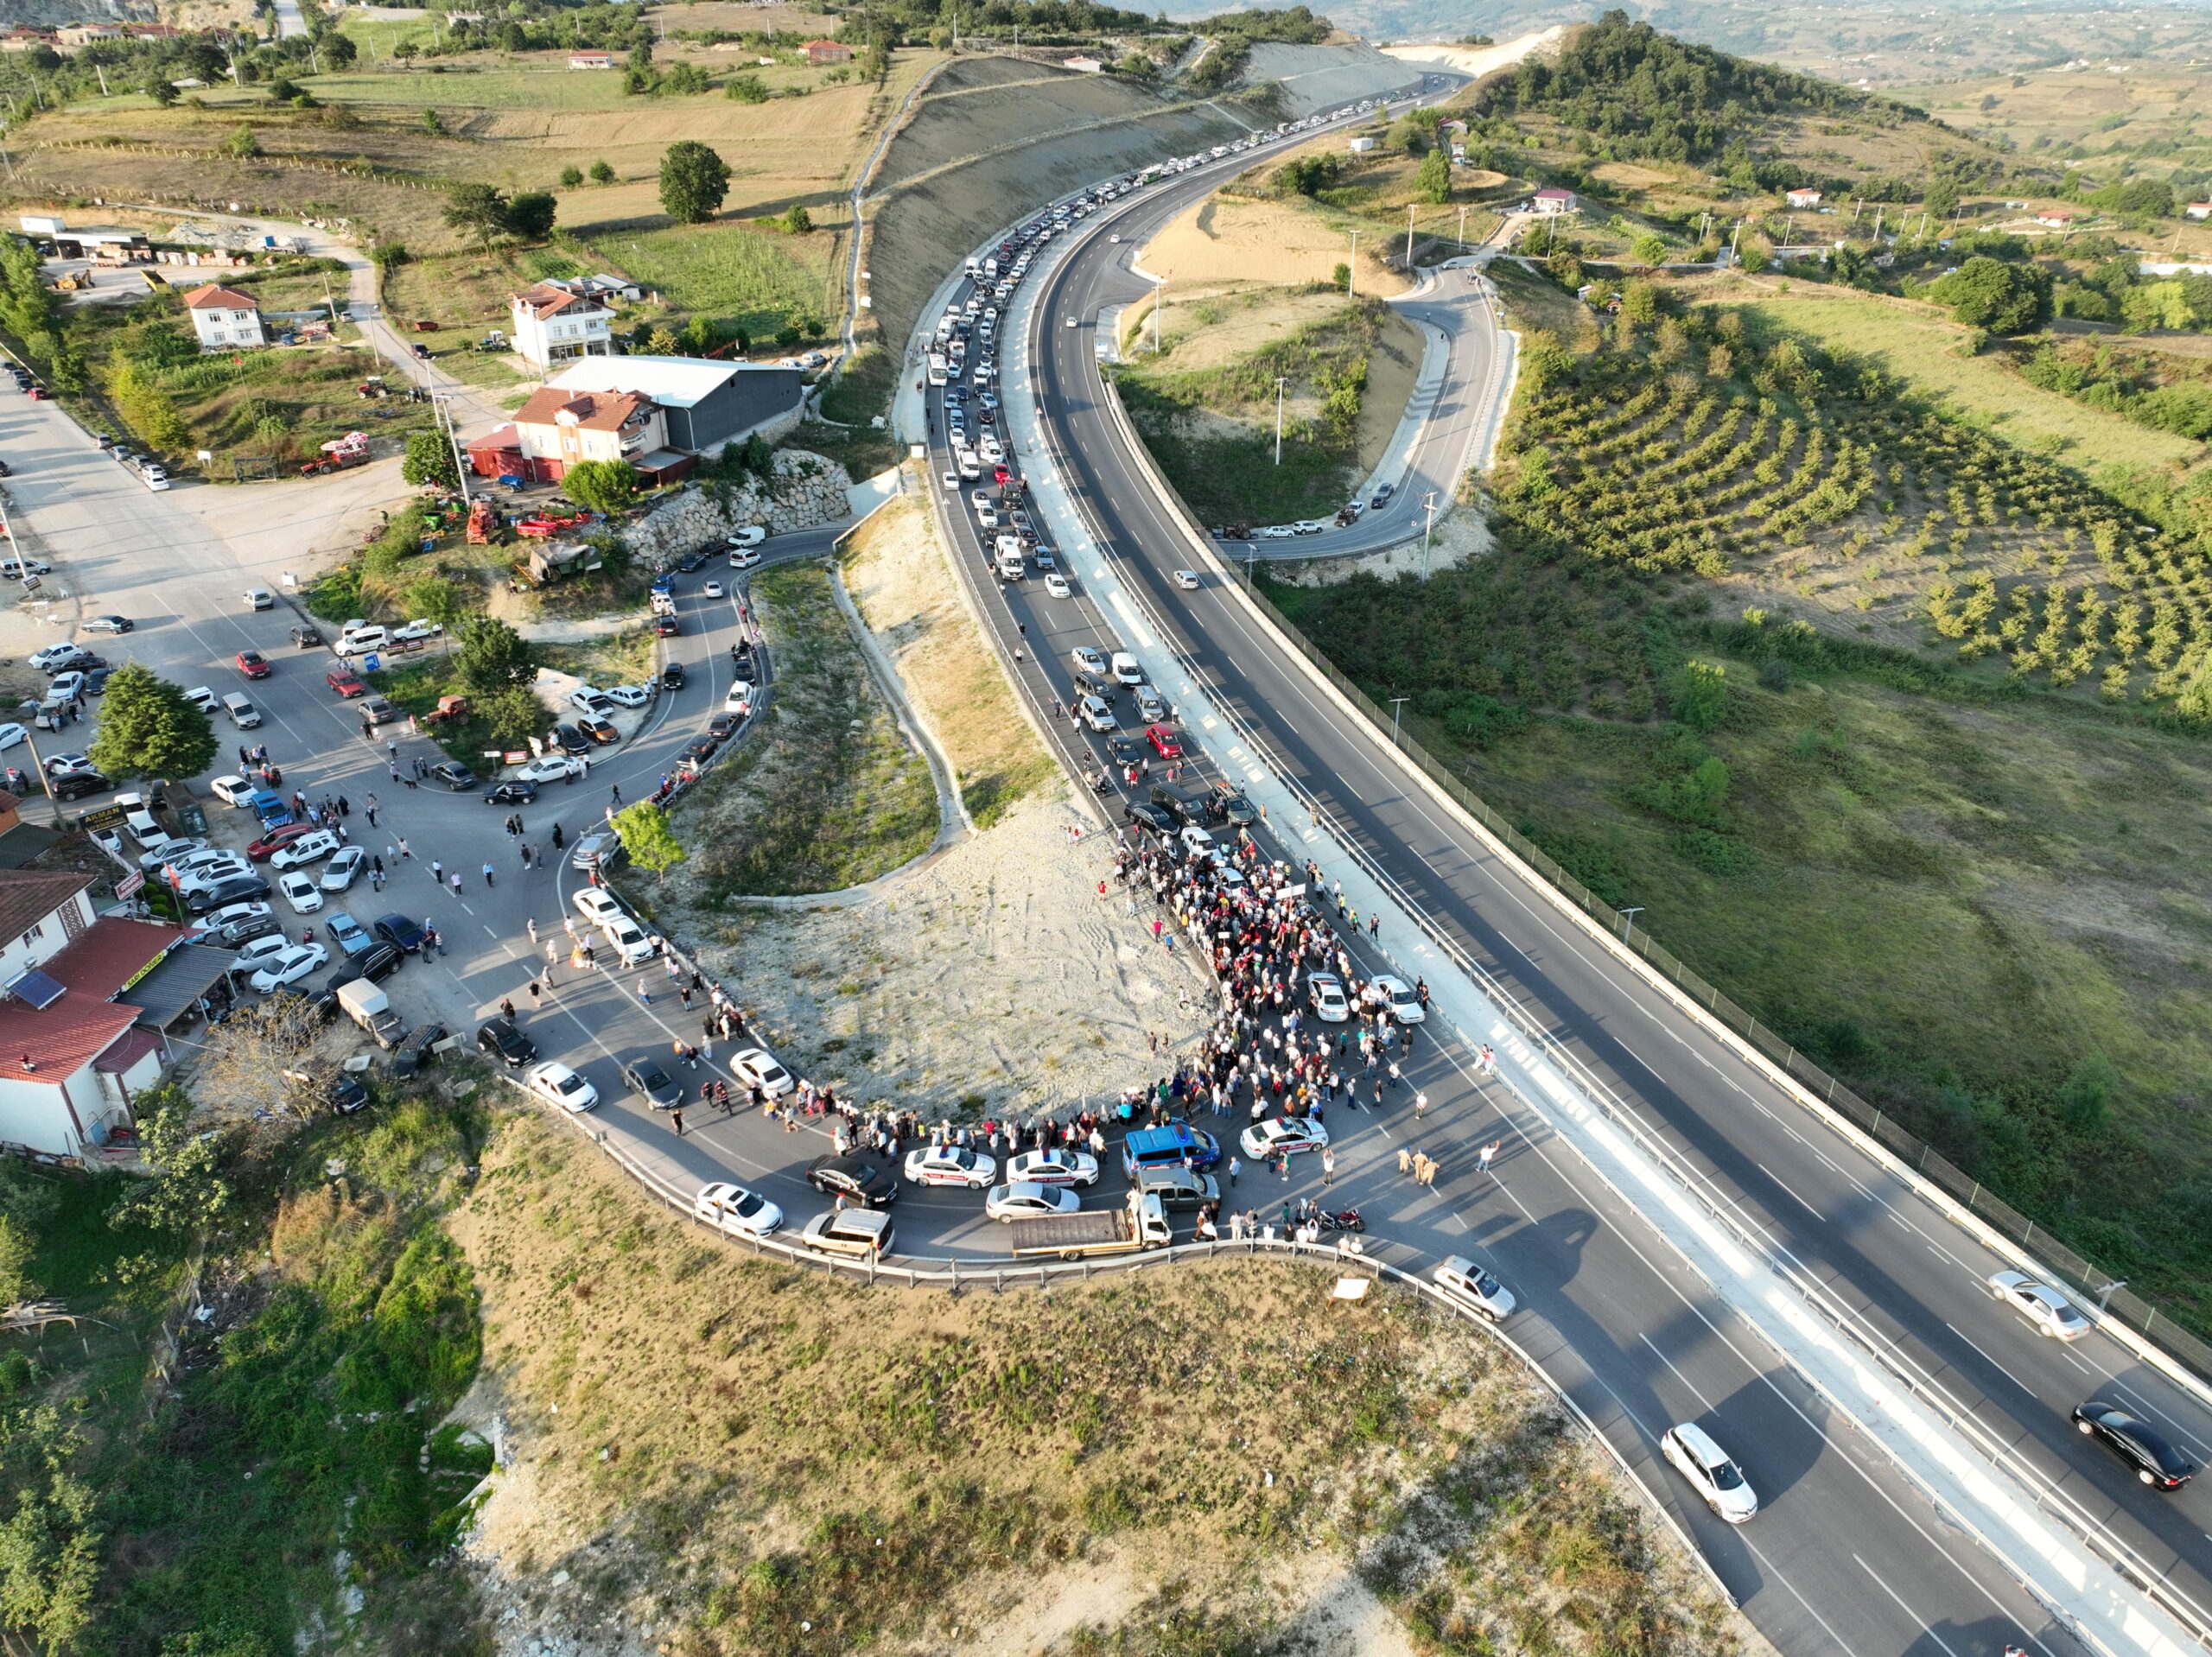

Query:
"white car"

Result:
[[977, 505, 999, 530], [176, 857, 253, 892], [183, 686, 218, 714], [569, 687, 615, 717], [48, 671, 85, 702], [1662, 1423, 1758, 1523], [723, 682, 753, 714], [529, 1061, 599, 1114], [1241, 1117, 1329, 1159], [730, 546, 761, 571], [1986, 1270, 2093, 1341], [207, 774, 258, 807], [600, 916, 659, 966], [571, 888, 624, 929], [201, 900, 272, 932], [1292, 520, 1325, 536], [728, 525, 766, 549], [319, 846, 367, 892], [1370, 973, 1425, 1025], [1258, 524, 1295, 540], [985, 1182, 1082, 1222], [247, 942, 327, 993], [729, 1047, 795, 1098], [29, 644, 84, 673], [1045, 573, 1072, 599], [269, 830, 339, 871], [1433, 1254, 1516, 1321], [230, 933, 297, 974], [703, 580, 725, 599], [605, 683, 652, 708], [1065, 316, 1079, 328], [969, 489, 991, 511], [0, 723, 23, 752], [138, 836, 205, 873], [1173, 569, 1201, 590], [694, 1181, 783, 1239], [277, 871, 325, 914], [391, 619, 443, 644], [517, 754, 588, 784], [1077, 695, 1115, 733], [903, 1146, 996, 1190], [1006, 1148, 1099, 1187], [43, 752, 93, 777], [940, 470, 958, 490], [1177, 823, 1214, 856], [1071, 646, 1108, 676], [1307, 972, 1350, 1023]]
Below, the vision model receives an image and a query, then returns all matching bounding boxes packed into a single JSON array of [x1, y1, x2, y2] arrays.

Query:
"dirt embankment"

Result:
[[451, 1109, 1765, 1657], [1140, 190, 1414, 296], [865, 55, 1263, 359]]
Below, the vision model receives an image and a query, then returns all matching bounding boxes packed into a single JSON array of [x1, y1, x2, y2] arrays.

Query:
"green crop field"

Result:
[[582, 223, 833, 331]]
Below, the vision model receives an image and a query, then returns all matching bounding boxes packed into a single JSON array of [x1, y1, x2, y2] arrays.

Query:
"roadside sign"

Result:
[[363, 652, 380, 672], [114, 871, 144, 899], [79, 803, 128, 831]]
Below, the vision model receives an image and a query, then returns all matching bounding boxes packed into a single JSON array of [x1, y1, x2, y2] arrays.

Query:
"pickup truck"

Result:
[[1006, 1190, 1173, 1261]]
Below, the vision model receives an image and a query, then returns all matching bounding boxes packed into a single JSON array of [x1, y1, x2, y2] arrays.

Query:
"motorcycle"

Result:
[[1316, 1207, 1364, 1234]]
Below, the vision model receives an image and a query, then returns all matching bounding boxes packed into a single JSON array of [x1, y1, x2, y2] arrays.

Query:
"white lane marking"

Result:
[[1944, 1322, 2018, 1386], [1852, 1556, 1966, 1657], [1929, 1241, 1967, 1270], [1759, 1163, 1822, 1221], [1639, 1330, 1718, 1410], [1618, 1039, 1661, 1078]]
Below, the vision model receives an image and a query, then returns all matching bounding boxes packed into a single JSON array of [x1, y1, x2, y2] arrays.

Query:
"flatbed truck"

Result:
[[1006, 1191, 1173, 1260]]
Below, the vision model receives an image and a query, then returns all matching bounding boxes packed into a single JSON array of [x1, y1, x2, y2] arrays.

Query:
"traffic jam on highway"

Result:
[[902, 109, 2212, 1657]]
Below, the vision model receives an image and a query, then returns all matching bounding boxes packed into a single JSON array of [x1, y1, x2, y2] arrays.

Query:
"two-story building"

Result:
[[181, 283, 265, 351], [1531, 187, 1578, 215], [498, 386, 669, 485], [509, 282, 615, 370], [0, 870, 240, 1161], [464, 356, 804, 482]]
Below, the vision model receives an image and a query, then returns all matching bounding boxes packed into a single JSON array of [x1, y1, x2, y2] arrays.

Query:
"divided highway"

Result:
[[912, 127, 2212, 1657]]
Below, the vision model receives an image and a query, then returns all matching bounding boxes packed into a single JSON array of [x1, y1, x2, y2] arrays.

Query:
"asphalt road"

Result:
[[982, 136, 2212, 1656]]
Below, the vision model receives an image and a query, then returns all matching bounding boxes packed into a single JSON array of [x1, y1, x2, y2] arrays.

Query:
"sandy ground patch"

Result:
[[645, 2, 837, 33], [1377, 26, 1570, 80], [1122, 278, 1351, 371], [1355, 303, 1425, 471], [841, 492, 1062, 825], [1141, 192, 1411, 297]]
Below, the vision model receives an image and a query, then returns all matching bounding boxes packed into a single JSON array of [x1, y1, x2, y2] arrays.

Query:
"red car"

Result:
[[247, 822, 315, 860], [1146, 723, 1182, 759], [24, 386, 47, 401], [235, 650, 272, 680], [653, 614, 679, 637], [324, 666, 365, 698]]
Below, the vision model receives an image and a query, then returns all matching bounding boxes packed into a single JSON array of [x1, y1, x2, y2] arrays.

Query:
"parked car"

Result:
[[622, 1059, 684, 1110], [476, 1017, 538, 1068], [320, 847, 367, 891], [485, 780, 537, 806], [373, 913, 427, 953], [528, 1061, 599, 1114], [428, 761, 476, 790], [693, 1182, 783, 1239], [325, 667, 366, 698], [324, 912, 372, 955], [1433, 1254, 1516, 1322]]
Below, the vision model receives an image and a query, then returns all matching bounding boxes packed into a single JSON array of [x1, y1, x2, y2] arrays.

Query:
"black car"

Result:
[[708, 713, 741, 740], [475, 1017, 537, 1068], [392, 1023, 448, 1079], [485, 780, 538, 806], [660, 663, 686, 691], [1124, 801, 1175, 835], [550, 723, 590, 756], [1106, 735, 1141, 768], [83, 667, 115, 695], [622, 1059, 683, 1110], [2074, 1401, 2195, 1490], [372, 913, 427, 953], [216, 912, 283, 949], [185, 873, 270, 914], [1148, 784, 1204, 827], [53, 771, 111, 802], [805, 1154, 897, 1208], [327, 1074, 371, 1114], [676, 550, 708, 574], [1370, 483, 1395, 510], [428, 761, 477, 790], [359, 941, 404, 983], [289, 624, 324, 648], [685, 737, 719, 765], [1211, 784, 1257, 827], [652, 614, 679, 638]]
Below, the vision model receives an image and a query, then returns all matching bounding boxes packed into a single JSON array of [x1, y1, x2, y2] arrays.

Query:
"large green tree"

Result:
[[1415, 145, 1451, 204], [86, 665, 219, 782], [612, 801, 685, 883], [452, 617, 538, 696], [505, 190, 558, 243], [560, 459, 642, 516], [400, 429, 458, 492], [658, 141, 731, 225], [1927, 255, 2051, 335], [442, 184, 514, 249]]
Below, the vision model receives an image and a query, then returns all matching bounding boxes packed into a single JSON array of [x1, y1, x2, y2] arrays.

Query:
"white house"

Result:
[[2187, 202, 2212, 222], [509, 281, 614, 370], [1347, 134, 1377, 155], [181, 283, 264, 351], [1063, 54, 1105, 72], [567, 51, 613, 69], [1531, 187, 1577, 214], [1784, 188, 1823, 210], [0, 872, 204, 1160]]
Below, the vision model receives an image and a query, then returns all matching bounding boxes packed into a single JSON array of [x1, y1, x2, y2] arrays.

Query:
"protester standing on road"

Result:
[[482, 860, 496, 888], [429, 860, 442, 886], [1477, 1140, 1500, 1174]]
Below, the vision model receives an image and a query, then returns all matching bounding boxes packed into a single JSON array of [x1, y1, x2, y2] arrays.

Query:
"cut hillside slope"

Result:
[[453, 1109, 1761, 1657], [864, 56, 1264, 365], [1236, 39, 1433, 116]]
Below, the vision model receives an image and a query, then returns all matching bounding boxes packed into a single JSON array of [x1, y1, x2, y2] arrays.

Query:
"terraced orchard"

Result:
[[1497, 327, 2212, 706]]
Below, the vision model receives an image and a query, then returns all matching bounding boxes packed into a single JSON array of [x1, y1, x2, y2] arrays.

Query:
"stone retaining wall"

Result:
[[624, 449, 854, 565]]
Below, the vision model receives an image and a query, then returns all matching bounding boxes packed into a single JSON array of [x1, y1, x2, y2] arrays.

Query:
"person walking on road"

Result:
[[610, 783, 622, 806], [1414, 1090, 1429, 1120], [637, 978, 652, 1006], [429, 860, 442, 887], [1226, 1154, 1239, 1187], [671, 1108, 684, 1138], [450, 872, 463, 898], [482, 860, 496, 889], [526, 917, 538, 945], [1477, 1140, 1501, 1175], [1321, 1146, 1336, 1185], [1397, 1146, 1413, 1176]]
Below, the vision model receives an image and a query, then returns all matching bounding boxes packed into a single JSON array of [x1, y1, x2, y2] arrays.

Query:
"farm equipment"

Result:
[[516, 510, 587, 539], [300, 432, 370, 476], [465, 499, 495, 544], [356, 377, 390, 400], [411, 319, 437, 333], [476, 330, 508, 352]]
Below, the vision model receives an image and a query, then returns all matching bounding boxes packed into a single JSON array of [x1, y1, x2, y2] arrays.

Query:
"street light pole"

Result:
[[1151, 273, 1163, 352], [1458, 205, 1467, 251], [1347, 231, 1357, 296], [1618, 905, 1644, 947], [1405, 203, 1415, 270], [1389, 696, 1409, 747], [1420, 490, 1437, 581], [1274, 377, 1287, 466]]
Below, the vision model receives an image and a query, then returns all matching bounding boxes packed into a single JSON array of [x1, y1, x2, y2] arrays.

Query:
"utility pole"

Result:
[[1729, 219, 1743, 264], [1405, 202, 1415, 270], [1389, 696, 1409, 746], [0, 142, 14, 186], [1347, 230, 1357, 296], [1274, 377, 1287, 466], [433, 394, 472, 506], [1873, 206, 1885, 241], [1851, 196, 1862, 225], [94, 63, 109, 97], [1420, 490, 1437, 581], [1618, 905, 1644, 945], [1151, 273, 1163, 352], [1458, 204, 1467, 250]]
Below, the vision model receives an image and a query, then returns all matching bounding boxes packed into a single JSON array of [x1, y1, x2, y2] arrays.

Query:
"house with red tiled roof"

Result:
[[508, 281, 613, 370], [804, 39, 853, 64], [0, 873, 238, 1161], [181, 283, 264, 351], [494, 385, 667, 484]]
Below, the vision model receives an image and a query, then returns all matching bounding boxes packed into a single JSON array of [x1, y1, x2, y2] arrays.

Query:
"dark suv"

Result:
[[475, 1016, 537, 1068]]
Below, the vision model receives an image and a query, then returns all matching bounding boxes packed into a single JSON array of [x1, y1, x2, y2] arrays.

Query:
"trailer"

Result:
[[1006, 1191, 1172, 1260], [300, 432, 370, 477]]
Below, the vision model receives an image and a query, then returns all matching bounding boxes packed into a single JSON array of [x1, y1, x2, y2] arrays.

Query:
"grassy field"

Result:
[[1729, 287, 2202, 477], [671, 562, 938, 897], [451, 1109, 1751, 1657], [580, 221, 836, 334], [537, 624, 660, 691]]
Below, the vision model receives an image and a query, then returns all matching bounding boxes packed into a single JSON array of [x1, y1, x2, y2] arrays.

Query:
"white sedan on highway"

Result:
[[529, 1061, 599, 1113], [1986, 1270, 2093, 1341], [1071, 646, 1108, 676], [1662, 1423, 1758, 1523], [247, 942, 327, 994], [1433, 1254, 1516, 1321], [1006, 1149, 1099, 1187], [985, 1182, 1081, 1222], [729, 1047, 795, 1098], [1370, 974, 1425, 1025], [1241, 1117, 1330, 1159], [599, 915, 659, 966], [693, 1182, 783, 1239], [903, 1146, 996, 1189]]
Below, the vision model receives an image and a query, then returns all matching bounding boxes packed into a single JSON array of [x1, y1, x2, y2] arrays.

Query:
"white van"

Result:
[[337, 625, 390, 657], [220, 691, 263, 728], [1110, 651, 1143, 686]]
